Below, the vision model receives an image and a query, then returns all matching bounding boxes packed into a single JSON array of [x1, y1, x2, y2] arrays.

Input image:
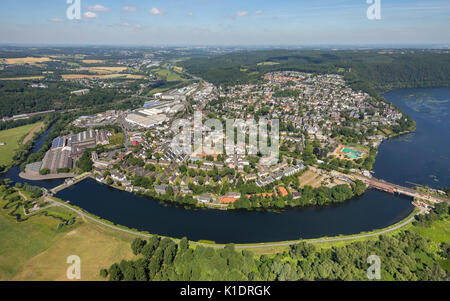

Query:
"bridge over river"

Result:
[[351, 174, 449, 204], [49, 172, 92, 195]]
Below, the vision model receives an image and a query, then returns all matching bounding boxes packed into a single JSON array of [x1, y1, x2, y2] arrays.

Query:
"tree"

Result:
[[179, 237, 189, 252], [434, 202, 449, 215], [142, 236, 160, 259], [76, 151, 93, 172], [108, 263, 122, 281], [131, 238, 147, 255], [39, 168, 50, 175], [99, 268, 108, 278]]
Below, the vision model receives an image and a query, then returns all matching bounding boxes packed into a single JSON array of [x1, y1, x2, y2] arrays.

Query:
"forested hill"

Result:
[[180, 49, 450, 91]]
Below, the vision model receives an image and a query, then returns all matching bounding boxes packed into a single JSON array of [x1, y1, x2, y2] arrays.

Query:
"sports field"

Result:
[[0, 123, 40, 166]]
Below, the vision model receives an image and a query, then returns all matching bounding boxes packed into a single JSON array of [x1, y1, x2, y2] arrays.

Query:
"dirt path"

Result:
[[22, 122, 44, 144]]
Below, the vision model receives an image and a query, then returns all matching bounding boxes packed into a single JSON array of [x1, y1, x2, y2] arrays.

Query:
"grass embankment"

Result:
[[0, 122, 40, 166]]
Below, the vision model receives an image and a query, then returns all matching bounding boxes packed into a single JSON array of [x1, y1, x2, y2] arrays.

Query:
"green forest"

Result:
[[103, 204, 449, 281], [180, 50, 450, 93]]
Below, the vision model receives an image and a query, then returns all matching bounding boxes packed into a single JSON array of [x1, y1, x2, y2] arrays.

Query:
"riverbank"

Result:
[[46, 192, 421, 250], [2, 188, 447, 281], [19, 172, 76, 181]]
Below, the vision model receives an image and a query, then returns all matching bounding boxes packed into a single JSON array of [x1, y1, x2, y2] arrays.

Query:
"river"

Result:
[[5, 88, 450, 244]]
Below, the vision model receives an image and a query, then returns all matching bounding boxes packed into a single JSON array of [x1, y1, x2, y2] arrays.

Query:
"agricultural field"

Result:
[[62, 74, 144, 80], [257, 61, 280, 66], [76, 66, 128, 74], [1, 57, 52, 65], [82, 59, 106, 64], [0, 123, 40, 166], [0, 76, 44, 81]]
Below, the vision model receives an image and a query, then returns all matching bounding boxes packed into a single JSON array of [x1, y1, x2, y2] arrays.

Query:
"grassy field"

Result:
[[0, 197, 135, 281], [77, 66, 128, 74], [154, 68, 183, 82], [108, 133, 124, 146], [0, 123, 39, 166], [22, 122, 45, 144], [257, 61, 280, 66]]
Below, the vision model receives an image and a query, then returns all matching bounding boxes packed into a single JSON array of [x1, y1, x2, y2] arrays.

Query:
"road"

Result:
[[48, 197, 422, 249]]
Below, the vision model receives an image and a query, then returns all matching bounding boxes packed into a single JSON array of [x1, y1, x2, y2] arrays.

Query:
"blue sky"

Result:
[[0, 0, 449, 46]]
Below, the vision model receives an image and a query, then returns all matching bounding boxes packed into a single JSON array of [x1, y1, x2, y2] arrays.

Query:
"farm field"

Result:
[[257, 61, 280, 66], [0, 122, 39, 166], [1, 57, 52, 65], [0, 76, 44, 81], [82, 59, 106, 64], [77, 66, 128, 74], [62, 74, 144, 79]]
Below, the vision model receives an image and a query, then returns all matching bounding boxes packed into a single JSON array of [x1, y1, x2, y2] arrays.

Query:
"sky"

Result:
[[0, 0, 449, 46]]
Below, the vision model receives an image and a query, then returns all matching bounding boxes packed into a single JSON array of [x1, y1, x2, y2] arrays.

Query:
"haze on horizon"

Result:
[[0, 0, 449, 46]]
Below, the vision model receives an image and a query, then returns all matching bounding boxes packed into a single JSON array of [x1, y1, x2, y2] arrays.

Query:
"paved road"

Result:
[[49, 197, 422, 249]]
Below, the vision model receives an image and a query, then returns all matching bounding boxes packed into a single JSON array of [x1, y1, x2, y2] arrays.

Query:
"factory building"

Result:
[[41, 149, 73, 173], [34, 129, 111, 174], [125, 113, 167, 129]]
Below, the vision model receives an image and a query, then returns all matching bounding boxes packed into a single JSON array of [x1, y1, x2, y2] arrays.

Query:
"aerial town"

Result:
[[18, 71, 409, 209]]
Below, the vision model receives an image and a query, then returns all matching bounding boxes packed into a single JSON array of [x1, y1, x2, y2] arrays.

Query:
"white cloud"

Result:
[[84, 11, 99, 19], [50, 18, 64, 23], [150, 8, 165, 15], [255, 10, 263, 15], [87, 5, 110, 12], [187, 12, 194, 17], [236, 11, 248, 17], [122, 6, 137, 13]]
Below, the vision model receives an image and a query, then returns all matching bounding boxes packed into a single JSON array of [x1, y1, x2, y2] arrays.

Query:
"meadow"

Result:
[[0, 122, 39, 166], [0, 195, 135, 281]]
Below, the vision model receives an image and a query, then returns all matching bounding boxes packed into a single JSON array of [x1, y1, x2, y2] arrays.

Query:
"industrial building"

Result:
[[27, 129, 111, 174], [70, 129, 110, 156], [41, 149, 73, 173], [125, 113, 167, 129]]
